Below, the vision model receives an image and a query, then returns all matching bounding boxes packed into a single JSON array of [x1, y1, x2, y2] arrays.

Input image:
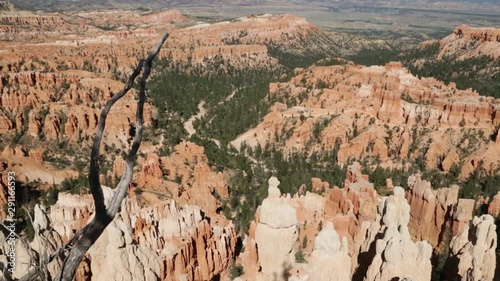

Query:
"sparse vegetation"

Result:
[[229, 263, 244, 279], [295, 249, 306, 263]]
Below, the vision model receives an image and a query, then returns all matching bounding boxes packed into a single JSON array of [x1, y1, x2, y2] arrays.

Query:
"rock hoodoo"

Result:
[[405, 174, 459, 247], [362, 187, 433, 281], [307, 221, 351, 281], [19, 186, 236, 281], [254, 177, 298, 279], [447, 215, 497, 281]]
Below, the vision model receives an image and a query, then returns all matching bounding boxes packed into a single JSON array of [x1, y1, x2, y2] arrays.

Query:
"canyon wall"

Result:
[[438, 25, 500, 59]]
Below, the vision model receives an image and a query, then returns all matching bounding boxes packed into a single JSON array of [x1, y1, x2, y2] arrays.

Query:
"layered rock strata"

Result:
[[405, 174, 459, 247], [437, 25, 500, 59]]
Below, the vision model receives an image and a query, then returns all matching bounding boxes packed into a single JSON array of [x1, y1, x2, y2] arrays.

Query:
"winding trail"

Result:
[[184, 88, 239, 147], [184, 101, 207, 138]]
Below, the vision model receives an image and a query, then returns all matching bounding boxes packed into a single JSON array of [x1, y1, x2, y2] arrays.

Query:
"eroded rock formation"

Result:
[[238, 163, 498, 281], [405, 174, 459, 247], [254, 177, 298, 279], [0, 145, 78, 186], [361, 187, 433, 281], [439, 25, 500, 59], [16, 185, 236, 281], [119, 142, 229, 217], [232, 62, 500, 176], [488, 191, 500, 218], [307, 221, 351, 281], [447, 215, 497, 281]]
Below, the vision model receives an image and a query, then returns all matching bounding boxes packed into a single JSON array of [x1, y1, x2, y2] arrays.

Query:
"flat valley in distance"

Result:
[[9, 0, 500, 43], [178, 3, 500, 43]]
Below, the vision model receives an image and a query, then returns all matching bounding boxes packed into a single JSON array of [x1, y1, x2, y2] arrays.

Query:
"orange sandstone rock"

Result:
[[405, 174, 459, 247], [232, 62, 500, 175]]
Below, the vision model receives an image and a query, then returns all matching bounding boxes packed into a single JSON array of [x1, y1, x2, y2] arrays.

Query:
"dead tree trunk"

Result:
[[19, 33, 169, 281]]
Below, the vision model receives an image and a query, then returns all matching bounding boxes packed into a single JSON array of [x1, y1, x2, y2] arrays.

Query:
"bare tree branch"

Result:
[[21, 206, 49, 281], [17, 33, 169, 281], [107, 32, 169, 215]]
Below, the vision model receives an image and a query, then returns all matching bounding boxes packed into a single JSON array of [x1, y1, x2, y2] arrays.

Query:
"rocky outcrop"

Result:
[[454, 25, 500, 42], [113, 142, 229, 218], [452, 199, 475, 237], [311, 177, 329, 193], [0, 204, 65, 279], [0, 7, 367, 156], [32, 205, 65, 279], [163, 13, 330, 63], [28, 148, 43, 163], [307, 221, 352, 281], [0, 110, 13, 132], [447, 215, 497, 281], [418, 25, 500, 61], [361, 187, 433, 281], [241, 164, 451, 281], [324, 162, 379, 260], [0, 70, 153, 147], [436, 25, 500, 59], [405, 174, 459, 247], [7, 161, 495, 280], [138, 153, 164, 188], [241, 177, 326, 280], [49, 192, 93, 241], [161, 142, 229, 216], [18, 185, 237, 281], [0, 228, 33, 280], [254, 177, 298, 279], [0, 145, 78, 185], [232, 62, 500, 176]]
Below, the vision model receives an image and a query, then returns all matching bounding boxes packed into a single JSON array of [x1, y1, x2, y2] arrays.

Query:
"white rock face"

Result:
[[49, 192, 93, 240], [449, 214, 497, 281], [88, 214, 160, 281], [308, 222, 352, 281], [31, 205, 64, 279], [255, 177, 298, 279], [33, 204, 49, 230], [259, 177, 298, 229], [363, 187, 433, 281]]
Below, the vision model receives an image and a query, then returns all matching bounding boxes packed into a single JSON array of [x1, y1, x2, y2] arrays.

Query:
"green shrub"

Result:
[[229, 263, 244, 279], [295, 249, 306, 263]]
